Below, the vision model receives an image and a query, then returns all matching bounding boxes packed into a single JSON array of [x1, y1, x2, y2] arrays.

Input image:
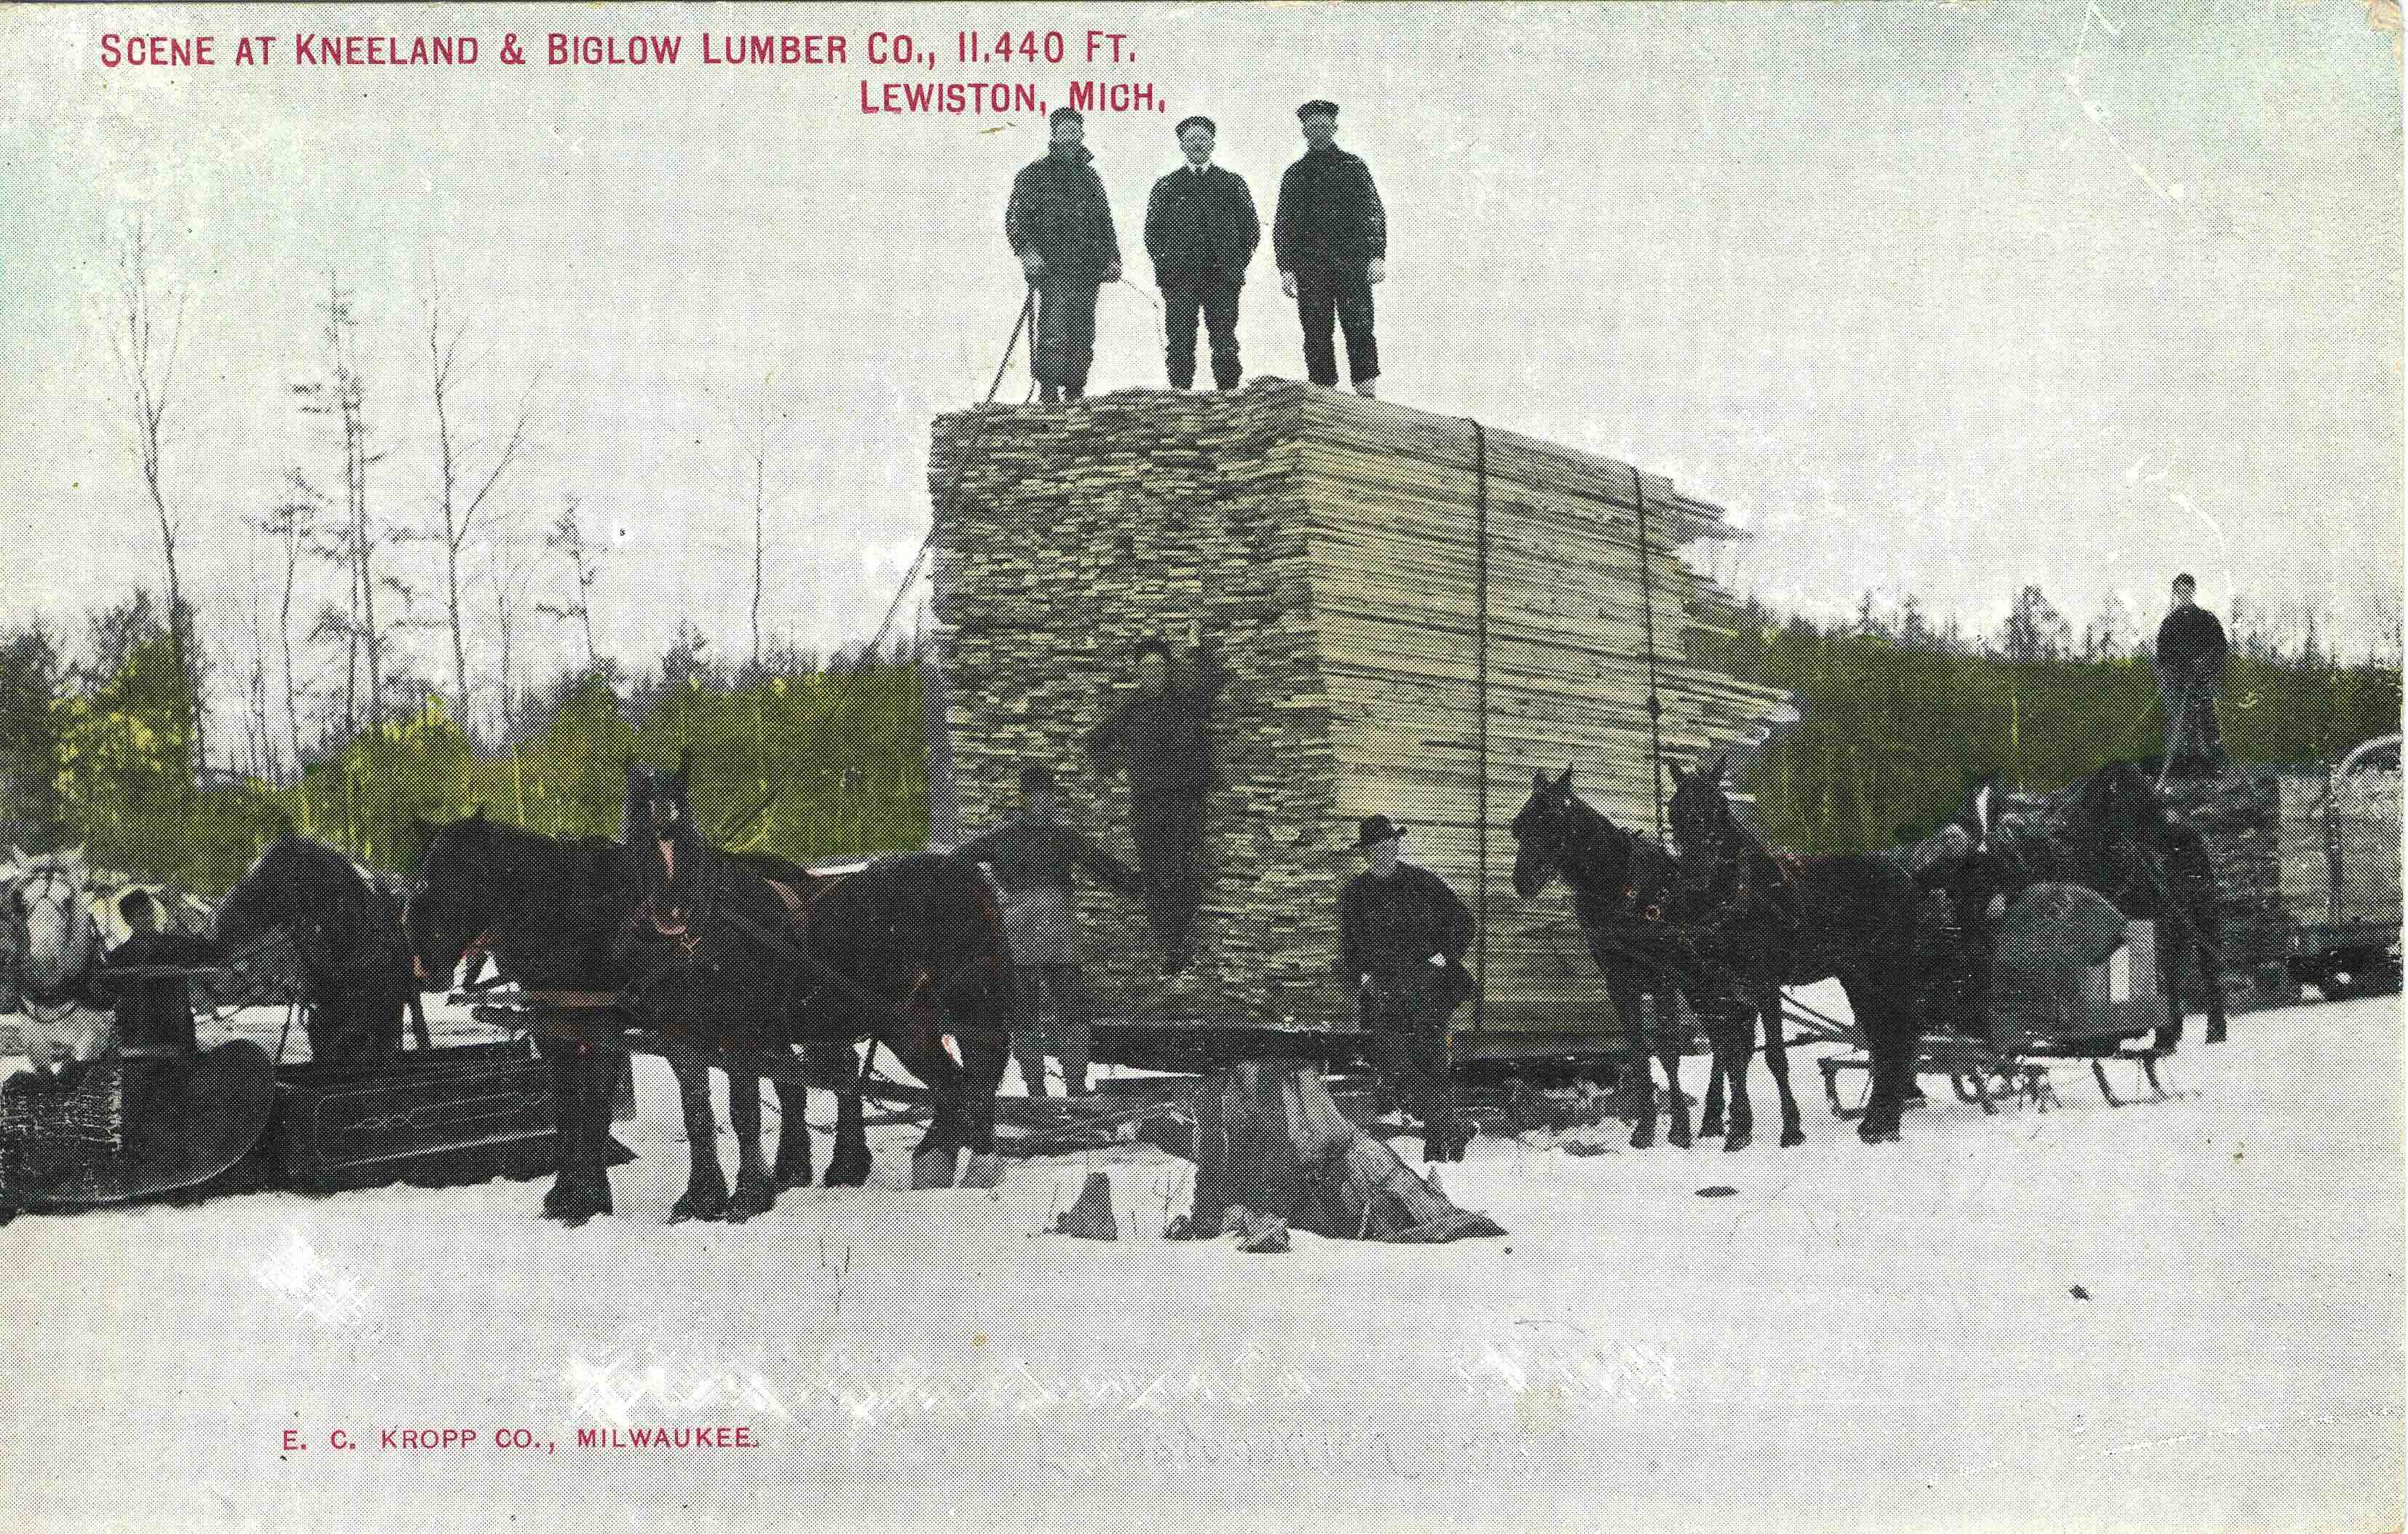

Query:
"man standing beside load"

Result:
[[1144, 115, 1260, 392], [1006, 106, 1123, 403], [1274, 99, 1388, 398], [958, 764, 1143, 1098], [2155, 573, 2229, 780], [1335, 815, 1475, 1163]]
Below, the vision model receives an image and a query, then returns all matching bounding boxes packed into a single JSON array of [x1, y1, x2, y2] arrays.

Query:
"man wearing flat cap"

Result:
[[958, 764, 1142, 1097], [1274, 100, 1389, 398], [1006, 107, 1124, 403], [1143, 115, 1260, 392], [1335, 815, 1475, 1161]]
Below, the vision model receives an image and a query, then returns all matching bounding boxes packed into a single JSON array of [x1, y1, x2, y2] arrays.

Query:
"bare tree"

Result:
[[540, 494, 607, 671], [107, 221, 208, 773], [293, 272, 388, 733], [483, 509, 541, 743], [249, 470, 327, 774], [424, 272, 540, 727], [729, 381, 794, 671]]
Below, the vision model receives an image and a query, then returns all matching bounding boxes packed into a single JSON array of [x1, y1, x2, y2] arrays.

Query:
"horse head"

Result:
[[1509, 766, 1579, 897], [623, 753, 702, 934], [1666, 754, 1737, 866], [403, 809, 493, 989], [5, 845, 98, 1001], [216, 834, 368, 994]]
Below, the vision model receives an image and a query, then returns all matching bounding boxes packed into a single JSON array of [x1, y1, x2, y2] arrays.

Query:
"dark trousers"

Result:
[[1362, 976, 1465, 1160], [2160, 684, 2226, 778], [1294, 266, 1378, 387], [1164, 277, 1242, 390], [1013, 964, 1093, 1096], [1033, 275, 1101, 395], [1131, 795, 1207, 965]]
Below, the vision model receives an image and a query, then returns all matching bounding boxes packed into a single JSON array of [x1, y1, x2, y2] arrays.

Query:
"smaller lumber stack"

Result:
[[2162, 770, 2284, 968], [2160, 759, 2403, 975]]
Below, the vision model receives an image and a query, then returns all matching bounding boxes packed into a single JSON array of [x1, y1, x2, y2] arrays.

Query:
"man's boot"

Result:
[[1038, 383, 1061, 404], [1354, 378, 1377, 400]]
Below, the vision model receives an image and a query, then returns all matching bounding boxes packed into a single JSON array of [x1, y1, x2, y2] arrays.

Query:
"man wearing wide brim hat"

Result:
[[1273, 99, 1388, 397], [1334, 814, 1476, 1161]]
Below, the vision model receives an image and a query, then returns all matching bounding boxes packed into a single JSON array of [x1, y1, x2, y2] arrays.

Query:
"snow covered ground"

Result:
[[4, 987, 2401, 1533]]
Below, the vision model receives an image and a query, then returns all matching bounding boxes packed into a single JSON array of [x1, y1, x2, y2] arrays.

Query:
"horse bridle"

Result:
[[8, 866, 100, 1014]]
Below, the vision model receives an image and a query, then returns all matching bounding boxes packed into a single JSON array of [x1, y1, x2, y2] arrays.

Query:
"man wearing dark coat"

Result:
[[1144, 115, 1260, 392], [95, 889, 221, 1059], [1005, 106, 1124, 403], [958, 764, 1142, 1097], [1086, 636, 1221, 973], [1335, 816, 1475, 1162], [2154, 573, 2229, 779], [1272, 100, 1388, 398]]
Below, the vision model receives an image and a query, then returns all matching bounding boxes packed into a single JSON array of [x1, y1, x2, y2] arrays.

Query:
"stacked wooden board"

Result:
[[2162, 761, 2401, 980], [927, 381, 1788, 1053]]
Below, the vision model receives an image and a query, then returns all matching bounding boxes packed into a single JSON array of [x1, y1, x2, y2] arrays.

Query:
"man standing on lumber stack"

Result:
[[1274, 100, 1387, 398], [1005, 106, 1123, 404], [1144, 114, 1260, 392], [1335, 815, 1476, 1163], [1086, 635, 1222, 975], [2155, 573, 2230, 780], [958, 764, 1143, 1098]]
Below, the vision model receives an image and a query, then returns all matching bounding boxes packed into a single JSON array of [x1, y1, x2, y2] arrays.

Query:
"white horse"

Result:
[[0, 846, 114, 1078]]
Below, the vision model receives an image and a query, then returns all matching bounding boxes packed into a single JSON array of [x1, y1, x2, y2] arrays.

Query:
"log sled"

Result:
[[0, 1031, 568, 1218]]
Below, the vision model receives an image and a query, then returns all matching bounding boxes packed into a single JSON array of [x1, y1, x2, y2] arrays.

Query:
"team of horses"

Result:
[[4, 744, 2225, 1221], [1508, 756, 2225, 1150]]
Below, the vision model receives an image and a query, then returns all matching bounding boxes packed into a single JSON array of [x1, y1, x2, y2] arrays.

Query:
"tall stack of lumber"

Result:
[[2159, 770, 2285, 968], [928, 381, 1788, 1044]]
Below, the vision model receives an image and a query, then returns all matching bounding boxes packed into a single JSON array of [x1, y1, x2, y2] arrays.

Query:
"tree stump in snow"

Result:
[[1185, 1059, 1504, 1244]]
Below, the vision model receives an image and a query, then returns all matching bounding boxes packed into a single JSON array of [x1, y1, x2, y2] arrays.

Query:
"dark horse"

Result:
[[1668, 754, 1927, 1144], [1946, 762, 2227, 1049], [1509, 767, 1800, 1150], [213, 834, 427, 1063], [617, 760, 1017, 1218], [404, 812, 649, 1222]]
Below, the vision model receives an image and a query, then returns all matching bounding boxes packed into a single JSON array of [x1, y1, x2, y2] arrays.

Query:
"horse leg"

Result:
[[666, 1051, 730, 1222], [891, 1029, 966, 1189], [1614, 977, 1657, 1149], [958, 1028, 1012, 1189], [1760, 986, 1805, 1147], [823, 1045, 873, 1187], [1657, 1002, 1692, 1150], [2155, 930, 2186, 1055], [2197, 933, 2228, 1045], [1855, 995, 1911, 1144], [770, 1073, 815, 1190], [541, 1039, 611, 1222], [1717, 1006, 1756, 1153], [1700, 1057, 1726, 1139], [726, 1071, 775, 1222]]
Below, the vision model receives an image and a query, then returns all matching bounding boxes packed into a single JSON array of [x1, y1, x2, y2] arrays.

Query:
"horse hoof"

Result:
[[730, 1182, 775, 1221], [1722, 1131, 1752, 1153], [1858, 1123, 1901, 1145], [1667, 1127, 1691, 1149], [961, 1153, 1006, 1190], [911, 1149, 958, 1190], [823, 1152, 872, 1189], [670, 1191, 728, 1222], [2205, 1024, 2226, 1045], [774, 1166, 815, 1193], [1780, 1128, 1806, 1149], [1629, 1125, 1655, 1150]]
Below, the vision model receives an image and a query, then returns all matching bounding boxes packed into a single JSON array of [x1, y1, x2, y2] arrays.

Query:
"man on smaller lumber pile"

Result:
[[1086, 634, 1223, 974], [1335, 815, 1476, 1163], [958, 764, 1143, 1098], [1274, 99, 1387, 398], [1144, 114, 1260, 392], [1005, 106, 1123, 404], [2155, 573, 2229, 780]]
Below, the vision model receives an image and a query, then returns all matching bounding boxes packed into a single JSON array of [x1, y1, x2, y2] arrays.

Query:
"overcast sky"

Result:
[[2, 1, 2399, 735]]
